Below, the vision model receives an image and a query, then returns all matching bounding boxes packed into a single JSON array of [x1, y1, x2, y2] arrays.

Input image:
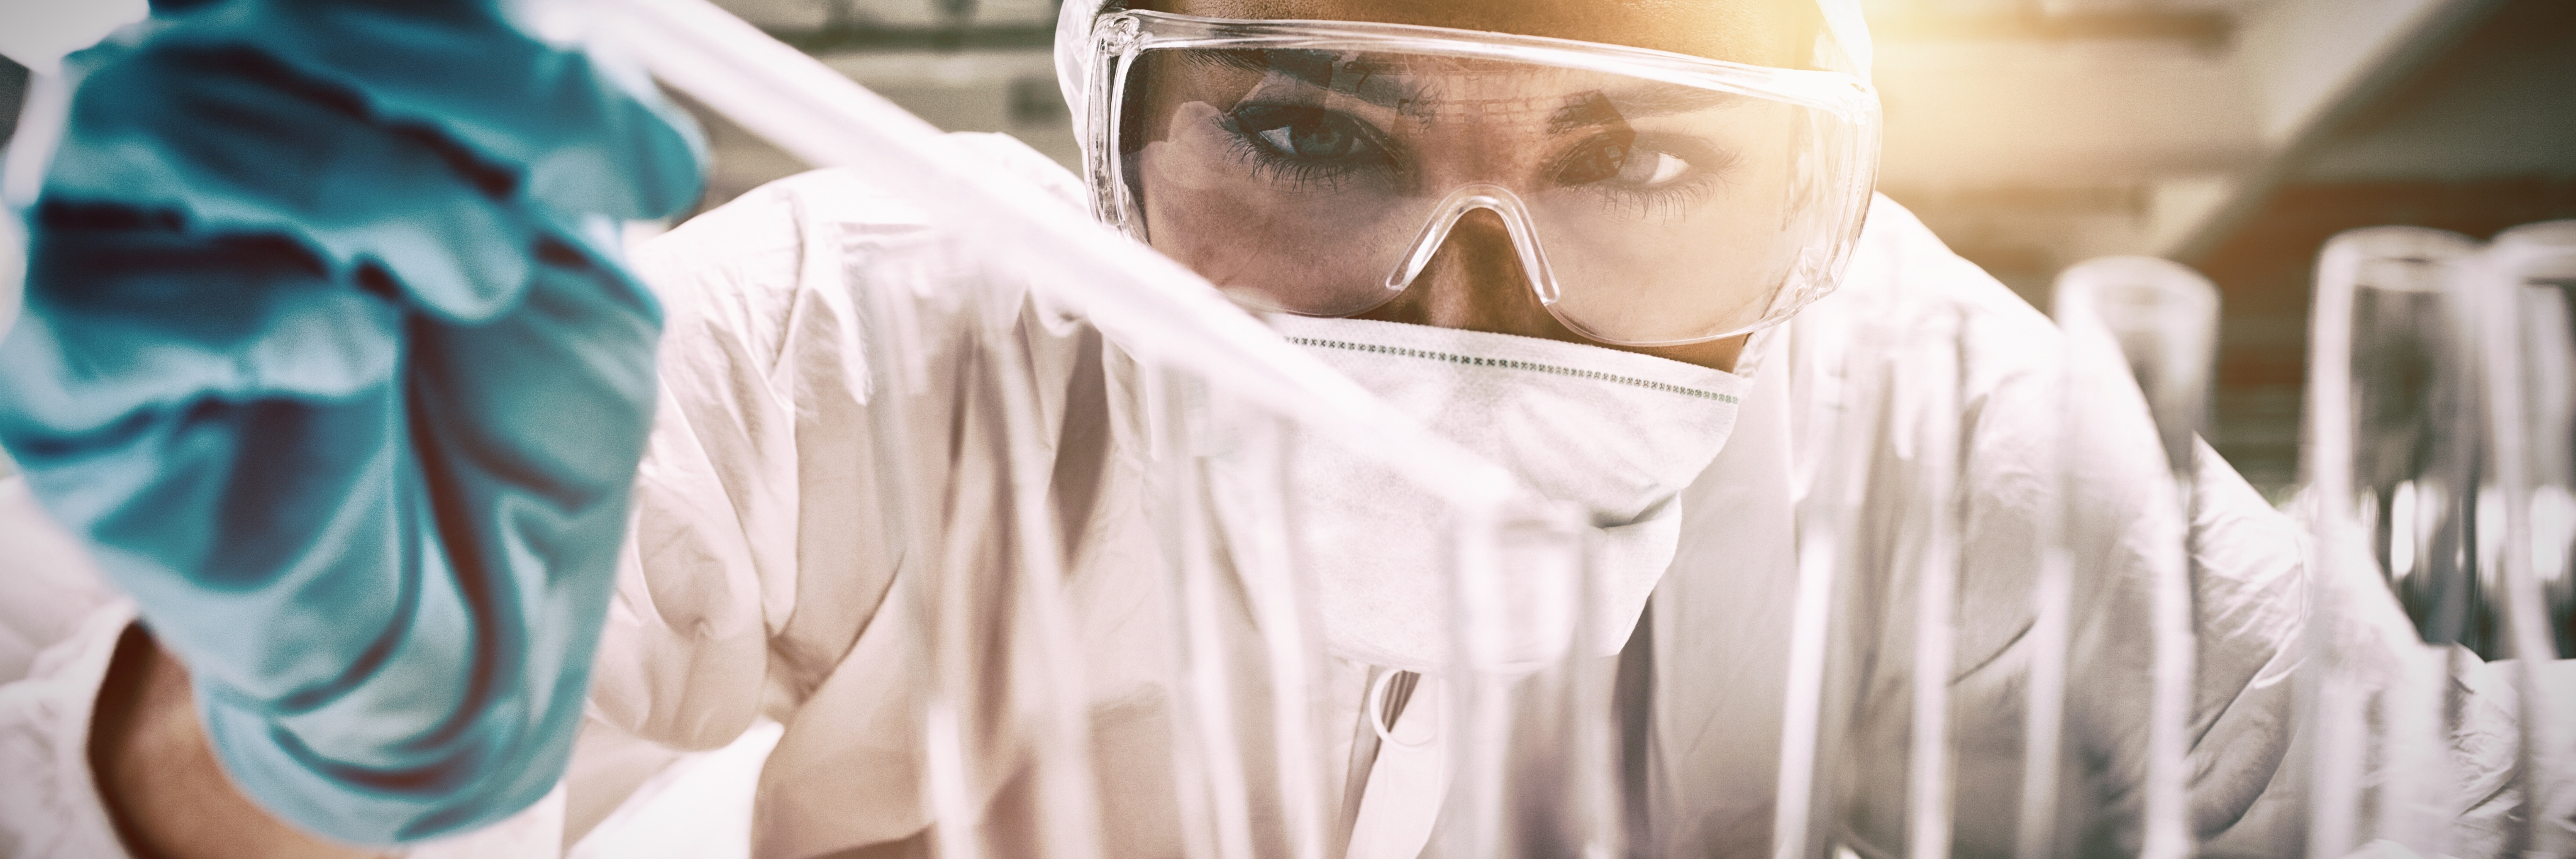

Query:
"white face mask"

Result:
[[1251, 316, 1746, 672]]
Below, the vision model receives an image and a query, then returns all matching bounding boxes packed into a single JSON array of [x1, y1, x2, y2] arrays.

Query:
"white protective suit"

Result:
[[588, 133, 2557, 856], [0, 127, 2555, 856], [0, 126, 2553, 857]]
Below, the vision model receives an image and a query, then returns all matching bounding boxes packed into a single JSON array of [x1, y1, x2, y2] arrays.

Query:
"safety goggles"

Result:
[[1080, 11, 1881, 346]]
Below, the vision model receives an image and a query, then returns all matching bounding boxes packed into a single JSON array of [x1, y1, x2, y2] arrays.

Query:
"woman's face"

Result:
[[1135, 0, 1818, 371]]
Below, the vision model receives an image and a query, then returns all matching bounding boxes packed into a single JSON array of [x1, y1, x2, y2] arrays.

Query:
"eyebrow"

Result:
[[1584, 85, 1758, 119], [1179, 50, 1759, 122], [1182, 50, 1418, 111]]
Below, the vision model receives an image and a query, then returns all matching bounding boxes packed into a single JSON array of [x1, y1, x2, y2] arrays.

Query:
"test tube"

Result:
[[848, 236, 987, 859], [977, 284, 1111, 859], [1144, 364, 1264, 859], [2301, 226, 2485, 858], [1146, 358, 1352, 859], [1900, 311, 1965, 859], [2050, 257, 2219, 859], [850, 241, 1116, 859], [1770, 322, 1890, 859], [1213, 403, 1340, 859], [2333, 231, 2492, 653], [2470, 219, 2576, 858], [1768, 308, 1968, 859], [2014, 317, 2079, 859], [597, 1, 1529, 856], [1423, 503, 1622, 859]]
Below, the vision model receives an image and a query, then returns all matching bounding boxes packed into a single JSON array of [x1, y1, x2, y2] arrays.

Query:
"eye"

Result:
[[1557, 133, 1694, 189], [1232, 105, 1384, 162], [1555, 134, 1635, 186], [1616, 150, 1692, 187]]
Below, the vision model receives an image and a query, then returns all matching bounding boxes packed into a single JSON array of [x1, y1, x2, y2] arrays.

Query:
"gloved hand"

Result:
[[0, 0, 702, 845]]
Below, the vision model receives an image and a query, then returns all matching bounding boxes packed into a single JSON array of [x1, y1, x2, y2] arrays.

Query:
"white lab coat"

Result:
[[0, 135, 2551, 858]]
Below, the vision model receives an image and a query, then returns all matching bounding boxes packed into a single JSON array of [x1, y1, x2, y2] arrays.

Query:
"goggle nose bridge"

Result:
[[1384, 183, 1566, 307]]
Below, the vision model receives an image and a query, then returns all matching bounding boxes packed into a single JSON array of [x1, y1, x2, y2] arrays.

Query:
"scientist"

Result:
[[0, 1, 2540, 858], [586, 1, 2526, 855]]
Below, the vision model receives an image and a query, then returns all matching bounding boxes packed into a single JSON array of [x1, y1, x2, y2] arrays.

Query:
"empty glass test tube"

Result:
[[2470, 219, 2576, 858], [2049, 257, 2219, 859], [2301, 226, 2485, 858]]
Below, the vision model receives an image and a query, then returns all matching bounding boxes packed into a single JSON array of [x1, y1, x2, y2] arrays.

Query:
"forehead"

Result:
[[1144, 0, 1814, 68], [1183, 50, 1755, 125]]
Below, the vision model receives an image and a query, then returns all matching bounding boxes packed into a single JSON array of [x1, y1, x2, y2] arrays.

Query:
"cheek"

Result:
[[1136, 147, 1400, 295], [1141, 197, 1412, 302], [1136, 111, 1418, 294], [1138, 172, 1267, 279]]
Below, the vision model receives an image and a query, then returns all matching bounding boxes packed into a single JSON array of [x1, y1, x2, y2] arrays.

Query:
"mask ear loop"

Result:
[[1366, 668, 1435, 748], [1382, 182, 1565, 308]]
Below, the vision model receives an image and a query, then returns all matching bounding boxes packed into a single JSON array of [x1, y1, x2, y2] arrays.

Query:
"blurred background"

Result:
[[3, 0, 2571, 495]]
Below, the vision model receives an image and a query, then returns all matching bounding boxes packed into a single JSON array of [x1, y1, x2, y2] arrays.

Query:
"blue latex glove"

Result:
[[0, 0, 702, 845]]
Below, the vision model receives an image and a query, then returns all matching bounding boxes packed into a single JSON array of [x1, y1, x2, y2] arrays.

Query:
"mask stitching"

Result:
[[1285, 336, 1740, 403]]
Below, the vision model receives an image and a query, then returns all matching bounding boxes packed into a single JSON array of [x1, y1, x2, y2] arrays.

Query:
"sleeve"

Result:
[[583, 181, 811, 753], [2168, 441, 2316, 856], [1805, 196, 2491, 857], [588, 137, 1084, 754], [0, 601, 576, 859], [2184, 446, 2570, 859], [0, 604, 140, 859], [0, 476, 126, 855], [587, 169, 913, 752], [2182, 446, 2560, 859], [1852, 196, 2537, 858], [0, 478, 120, 686], [0, 0, 702, 845]]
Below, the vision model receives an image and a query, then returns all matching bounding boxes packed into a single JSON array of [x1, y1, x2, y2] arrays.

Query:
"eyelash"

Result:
[[1581, 143, 1739, 223], [1214, 104, 1737, 219], [1218, 106, 1401, 193]]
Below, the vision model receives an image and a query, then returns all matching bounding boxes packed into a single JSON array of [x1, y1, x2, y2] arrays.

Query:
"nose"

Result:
[[1356, 208, 1563, 341], [1353, 209, 1750, 372]]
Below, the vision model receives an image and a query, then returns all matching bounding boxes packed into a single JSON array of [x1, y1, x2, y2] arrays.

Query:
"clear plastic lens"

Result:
[[1096, 14, 1879, 346]]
